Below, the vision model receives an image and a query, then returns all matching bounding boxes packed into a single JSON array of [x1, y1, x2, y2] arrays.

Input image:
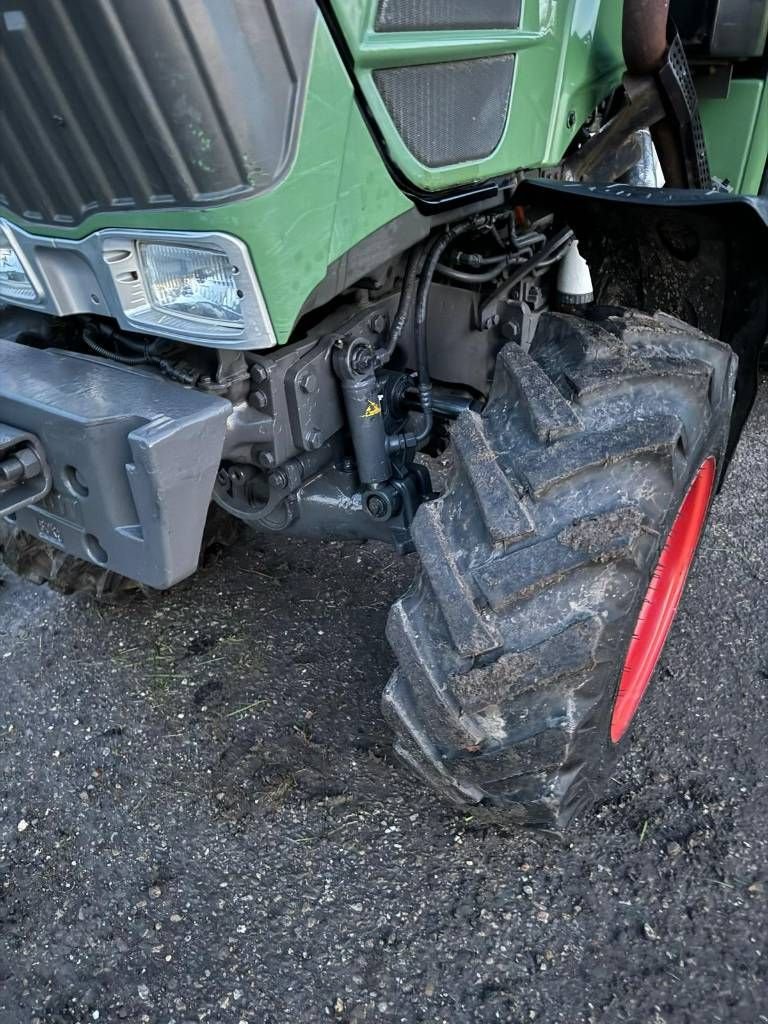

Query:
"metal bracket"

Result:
[[0, 424, 51, 516], [655, 34, 711, 189]]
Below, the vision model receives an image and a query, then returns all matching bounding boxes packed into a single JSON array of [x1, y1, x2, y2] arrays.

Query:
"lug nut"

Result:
[[304, 429, 322, 451]]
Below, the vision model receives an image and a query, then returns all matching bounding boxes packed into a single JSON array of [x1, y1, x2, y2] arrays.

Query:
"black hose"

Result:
[[437, 259, 519, 285], [389, 217, 482, 453], [106, 332, 149, 354], [83, 326, 147, 365], [476, 226, 574, 328], [454, 251, 508, 267], [405, 386, 475, 419], [510, 230, 547, 250], [379, 242, 429, 364]]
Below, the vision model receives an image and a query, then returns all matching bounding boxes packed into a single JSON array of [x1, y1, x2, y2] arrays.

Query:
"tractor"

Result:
[[1, 0, 767, 826]]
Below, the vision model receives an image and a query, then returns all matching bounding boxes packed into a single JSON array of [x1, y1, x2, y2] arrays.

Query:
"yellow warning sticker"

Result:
[[363, 399, 382, 419]]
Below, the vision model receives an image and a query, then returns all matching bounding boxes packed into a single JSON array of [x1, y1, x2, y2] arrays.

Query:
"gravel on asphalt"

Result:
[[1, 381, 766, 1024]]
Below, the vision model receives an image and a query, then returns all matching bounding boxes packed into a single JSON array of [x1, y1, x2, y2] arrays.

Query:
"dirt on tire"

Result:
[[386, 308, 736, 826]]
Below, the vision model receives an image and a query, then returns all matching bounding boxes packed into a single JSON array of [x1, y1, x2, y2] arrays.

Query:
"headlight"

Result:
[[0, 232, 36, 302], [139, 242, 243, 327], [0, 220, 276, 349]]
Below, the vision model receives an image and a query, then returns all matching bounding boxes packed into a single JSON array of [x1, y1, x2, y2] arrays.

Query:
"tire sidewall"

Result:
[[579, 417, 731, 811]]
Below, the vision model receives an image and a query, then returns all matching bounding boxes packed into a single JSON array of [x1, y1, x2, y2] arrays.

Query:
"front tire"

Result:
[[384, 308, 736, 827]]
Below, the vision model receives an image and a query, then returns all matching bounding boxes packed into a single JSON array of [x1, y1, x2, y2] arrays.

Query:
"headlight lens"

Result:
[[139, 242, 243, 327], [0, 234, 36, 302]]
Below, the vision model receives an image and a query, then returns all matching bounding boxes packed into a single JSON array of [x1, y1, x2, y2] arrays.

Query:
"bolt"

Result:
[[567, 109, 576, 130], [365, 493, 388, 520], [269, 467, 289, 489], [0, 455, 25, 488], [250, 364, 268, 384], [257, 450, 275, 469], [369, 313, 387, 334], [482, 314, 501, 330], [304, 429, 322, 451], [248, 389, 268, 410], [350, 341, 374, 374], [298, 371, 318, 394], [216, 468, 230, 487]]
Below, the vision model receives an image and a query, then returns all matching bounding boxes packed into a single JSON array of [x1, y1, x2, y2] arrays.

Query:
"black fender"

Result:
[[516, 179, 768, 472]]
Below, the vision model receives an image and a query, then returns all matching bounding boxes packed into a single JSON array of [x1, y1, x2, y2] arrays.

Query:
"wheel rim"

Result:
[[610, 456, 717, 743]]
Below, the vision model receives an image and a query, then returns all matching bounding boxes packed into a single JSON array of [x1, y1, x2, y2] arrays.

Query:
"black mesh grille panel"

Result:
[[375, 0, 522, 31], [374, 57, 515, 167]]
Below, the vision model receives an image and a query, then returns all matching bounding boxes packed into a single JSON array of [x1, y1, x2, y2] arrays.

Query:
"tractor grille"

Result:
[[375, 0, 522, 32], [374, 56, 515, 167], [0, 0, 316, 227]]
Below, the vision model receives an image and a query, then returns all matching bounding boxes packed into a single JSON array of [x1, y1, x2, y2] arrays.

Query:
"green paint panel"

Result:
[[0, 3, 631, 345], [328, 0, 626, 190], [0, 18, 412, 344], [700, 79, 768, 194], [742, 84, 768, 196], [7, 0, 765, 354]]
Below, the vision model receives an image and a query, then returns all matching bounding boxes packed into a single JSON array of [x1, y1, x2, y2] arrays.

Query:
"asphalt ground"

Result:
[[1, 380, 766, 1024]]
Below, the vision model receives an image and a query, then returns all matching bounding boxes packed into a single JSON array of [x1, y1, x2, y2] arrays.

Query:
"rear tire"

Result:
[[384, 308, 736, 827]]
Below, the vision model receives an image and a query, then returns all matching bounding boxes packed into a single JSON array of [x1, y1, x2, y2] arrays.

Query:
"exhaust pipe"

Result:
[[622, 0, 689, 188], [622, 0, 670, 74]]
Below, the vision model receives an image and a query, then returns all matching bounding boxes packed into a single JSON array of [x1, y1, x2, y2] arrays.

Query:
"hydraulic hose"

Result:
[[389, 217, 483, 453], [455, 251, 509, 267], [509, 230, 547, 251], [379, 242, 429, 364], [437, 227, 546, 284], [437, 258, 523, 286]]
